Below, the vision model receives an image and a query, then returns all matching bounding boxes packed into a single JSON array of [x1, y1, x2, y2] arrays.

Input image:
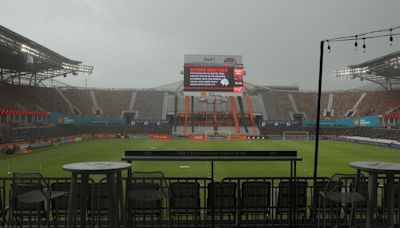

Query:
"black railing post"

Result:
[[312, 40, 324, 227]]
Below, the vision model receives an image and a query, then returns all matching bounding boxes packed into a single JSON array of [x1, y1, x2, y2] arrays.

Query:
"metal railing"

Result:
[[0, 176, 399, 227]]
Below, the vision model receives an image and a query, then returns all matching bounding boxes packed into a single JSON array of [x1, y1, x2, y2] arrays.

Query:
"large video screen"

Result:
[[183, 66, 244, 96], [183, 55, 244, 97]]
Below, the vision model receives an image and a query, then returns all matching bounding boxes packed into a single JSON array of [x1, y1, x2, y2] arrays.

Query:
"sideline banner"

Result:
[[131, 120, 170, 126], [50, 112, 125, 125], [149, 135, 171, 139], [172, 135, 189, 139], [230, 135, 248, 140], [304, 115, 380, 127], [95, 134, 117, 139], [128, 135, 172, 139], [128, 135, 149, 139], [188, 135, 206, 140], [261, 120, 300, 127], [208, 135, 226, 140]]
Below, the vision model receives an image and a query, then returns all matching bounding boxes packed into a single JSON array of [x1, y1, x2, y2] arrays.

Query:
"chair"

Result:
[[275, 181, 308, 225], [87, 180, 109, 227], [320, 173, 366, 228], [8, 172, 66, 228], [51, 182, 81, 227], [239, 181, 271, 225], [127, 172, 168, 225], [311, 180, 340, 226], [379, 181, 400, 223], [1, 187, 9, 227], [169, 182, 200, 224], [207, 182, 237, 225], [346, 180, 369, 225]]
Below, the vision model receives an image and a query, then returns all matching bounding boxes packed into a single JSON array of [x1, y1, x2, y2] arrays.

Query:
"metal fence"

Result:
[[0, 176, 399, 227]]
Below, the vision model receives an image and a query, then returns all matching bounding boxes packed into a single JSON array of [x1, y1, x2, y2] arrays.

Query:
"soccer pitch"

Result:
[[0, 139, 399, 179]]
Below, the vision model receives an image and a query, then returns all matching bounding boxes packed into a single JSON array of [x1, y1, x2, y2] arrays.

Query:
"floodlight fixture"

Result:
[[335, 66, 370, 77], [20, 44, 41, 58], [62, 62, 93, 74]]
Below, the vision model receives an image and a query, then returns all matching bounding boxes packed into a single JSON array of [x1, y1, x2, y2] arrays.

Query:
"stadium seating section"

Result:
[[1, 84, 399, 122], [0, 83, 400, 142], [133, 90, 165, 119], [260, 91, 293, 120], [0, 125, 172, 145], [94, 89, 132, 118]]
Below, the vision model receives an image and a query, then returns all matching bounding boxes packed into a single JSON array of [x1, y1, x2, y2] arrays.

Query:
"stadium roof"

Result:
[[0, 25, 93, 86], [336, 50, 400, 90]]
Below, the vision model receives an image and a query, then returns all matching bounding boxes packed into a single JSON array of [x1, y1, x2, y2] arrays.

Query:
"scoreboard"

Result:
[[183, 55, 244, 97]]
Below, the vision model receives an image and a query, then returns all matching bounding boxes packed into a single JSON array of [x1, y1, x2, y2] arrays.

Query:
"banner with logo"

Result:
[[230, 135, 248, 140], [304, 115, 380, 127], [261, 120, 300, 127], [188, 134, 206, 140], [149, 135, 172, 139], [50, 112, 125, 125], [130, 119, 170, 126]]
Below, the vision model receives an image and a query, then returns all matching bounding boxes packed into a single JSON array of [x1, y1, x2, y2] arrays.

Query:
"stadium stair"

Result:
[[237, 96, 249, 133], [183, 96, 190, 133], [174, 95, 178, 132], [162, 92, 168, 119], [257, 93, 269, 120], [191, 96, 194, 133], [288, 93, 299, 113], [229, 96, 241, 133], [213, 101, 218, 133], [57, 89, 79, 115], [128, 92, 137, 112], [90, 90, 103, 116], [325, 93, 334, 117], [245, 96, 258, 135], [351, 92, 366, 117]]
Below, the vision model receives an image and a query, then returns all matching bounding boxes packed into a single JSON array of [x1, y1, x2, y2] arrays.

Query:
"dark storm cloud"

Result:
[[1, 0, 400, 90]]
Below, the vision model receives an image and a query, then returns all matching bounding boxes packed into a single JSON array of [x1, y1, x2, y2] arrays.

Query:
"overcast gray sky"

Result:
[[1, 0, 400, 90]]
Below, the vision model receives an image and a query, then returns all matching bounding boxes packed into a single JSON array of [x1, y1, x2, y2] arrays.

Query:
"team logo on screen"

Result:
[[220, 78, 229, 86]]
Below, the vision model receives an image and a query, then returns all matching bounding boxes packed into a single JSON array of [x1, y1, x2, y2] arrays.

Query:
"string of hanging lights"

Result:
[[326, 26, 400, 53]]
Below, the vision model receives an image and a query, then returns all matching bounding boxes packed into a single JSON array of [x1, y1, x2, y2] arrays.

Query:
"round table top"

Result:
[[63, 162, 131, 174], [349, 161, 400, 174]]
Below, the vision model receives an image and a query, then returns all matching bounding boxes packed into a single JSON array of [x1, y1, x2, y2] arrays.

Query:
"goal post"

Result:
[[205, 130, 232, 139], [282, 131, 310, 140]]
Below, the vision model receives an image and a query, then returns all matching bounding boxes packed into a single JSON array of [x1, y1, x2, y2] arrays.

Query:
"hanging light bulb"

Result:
[[327, 41, 331, 53], [389, 29, 393, 46], [362, 38, 366, 53], [354, 35, 358, 51]]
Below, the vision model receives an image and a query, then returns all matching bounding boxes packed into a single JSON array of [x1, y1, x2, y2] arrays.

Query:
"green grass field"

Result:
[[0, 139, 399, 179]]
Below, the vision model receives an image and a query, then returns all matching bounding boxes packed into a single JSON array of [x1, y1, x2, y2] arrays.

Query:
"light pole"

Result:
[[311, 26, 400, 227], [312, 40, 324, 227]]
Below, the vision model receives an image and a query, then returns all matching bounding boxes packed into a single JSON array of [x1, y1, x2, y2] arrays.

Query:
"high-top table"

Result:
[[349, 161, 400, 228], [63, 162, 131, 228]]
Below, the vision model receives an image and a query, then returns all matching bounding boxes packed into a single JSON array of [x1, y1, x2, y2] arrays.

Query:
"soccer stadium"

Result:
[[1, 2, 400, 228]]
